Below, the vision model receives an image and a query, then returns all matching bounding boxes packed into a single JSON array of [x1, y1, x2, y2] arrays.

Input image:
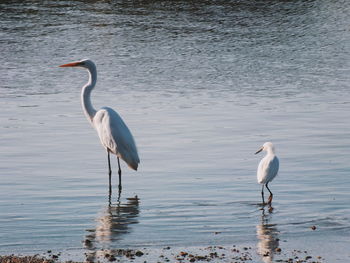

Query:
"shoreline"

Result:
[[1, 245, 325, 263]]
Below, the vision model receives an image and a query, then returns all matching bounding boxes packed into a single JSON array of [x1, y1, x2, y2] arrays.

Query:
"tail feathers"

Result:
[[117, 152, 139, 172], [128, 161, 138, 171]]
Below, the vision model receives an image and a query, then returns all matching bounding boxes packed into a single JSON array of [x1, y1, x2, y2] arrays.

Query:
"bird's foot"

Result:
[[267, 195, 273, 205], [258, 201, 267, 207]]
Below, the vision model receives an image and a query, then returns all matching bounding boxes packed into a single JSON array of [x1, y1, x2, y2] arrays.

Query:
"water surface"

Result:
[[1, 0, 350, 262]]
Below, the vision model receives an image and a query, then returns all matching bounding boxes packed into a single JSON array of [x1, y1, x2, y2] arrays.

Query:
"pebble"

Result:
[[135, 251, 144, 257]]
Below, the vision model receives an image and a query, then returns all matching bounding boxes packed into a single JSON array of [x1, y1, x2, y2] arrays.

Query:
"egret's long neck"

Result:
[[266, 148, 275, 156], [81, 66, 97, 122]]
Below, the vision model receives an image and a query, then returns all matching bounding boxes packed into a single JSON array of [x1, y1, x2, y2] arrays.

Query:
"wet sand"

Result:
[[1, 245, 325, 263]]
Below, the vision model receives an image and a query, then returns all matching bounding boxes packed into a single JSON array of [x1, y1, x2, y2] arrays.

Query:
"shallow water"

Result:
[[1, 0, 350, 262]]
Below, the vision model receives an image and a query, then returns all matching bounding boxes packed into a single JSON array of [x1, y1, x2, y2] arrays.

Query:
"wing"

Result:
[[93, 107, 140, 170], [264, 156, 279, 183], [257, 156, 279, 184]]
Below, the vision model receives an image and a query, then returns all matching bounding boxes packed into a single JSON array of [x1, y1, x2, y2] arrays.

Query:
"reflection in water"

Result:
[[84, 196, 140, 261], [256, 208, 279, 263]]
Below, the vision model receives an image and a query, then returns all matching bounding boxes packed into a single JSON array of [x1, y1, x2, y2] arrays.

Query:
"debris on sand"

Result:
[[0, 255, 55, 263], [1, 245, 325, 263]]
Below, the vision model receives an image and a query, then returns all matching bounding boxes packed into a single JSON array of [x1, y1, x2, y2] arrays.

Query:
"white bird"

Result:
[[59, 59, 140, 193], [255, 142, 279, 205]]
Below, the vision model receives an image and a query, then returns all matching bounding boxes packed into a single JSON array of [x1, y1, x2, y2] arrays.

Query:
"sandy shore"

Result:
[[0, 255, 56, 263], [0, 245, 325, 263]]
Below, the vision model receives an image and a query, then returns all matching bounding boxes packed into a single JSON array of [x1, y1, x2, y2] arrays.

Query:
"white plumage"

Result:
[[59, 59, 140, 193], [93, 107, 139, 170], [255, 142, 279, 205]]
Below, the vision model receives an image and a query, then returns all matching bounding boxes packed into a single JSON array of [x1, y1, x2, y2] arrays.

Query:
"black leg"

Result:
[[107, 150, 112, 195], [261, 184, 265, 205], [117, 157, 122, 192], [266, 183, 273, 204], [117, 187, 121, 203], [108, 189, 112, 207]]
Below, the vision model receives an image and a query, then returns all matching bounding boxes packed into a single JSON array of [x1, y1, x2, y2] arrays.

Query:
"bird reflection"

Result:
[[256, 208, 280, 263], [84, 195, 140, 261]]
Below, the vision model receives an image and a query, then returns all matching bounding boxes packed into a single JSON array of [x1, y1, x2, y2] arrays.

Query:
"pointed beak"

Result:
[[255, 147, 263, 154], [59, 62, 81, 67]]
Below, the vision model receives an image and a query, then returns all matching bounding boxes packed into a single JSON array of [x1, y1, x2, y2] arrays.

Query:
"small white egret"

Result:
[[255, 142, 279, 205], [59, 59, 140, 193]]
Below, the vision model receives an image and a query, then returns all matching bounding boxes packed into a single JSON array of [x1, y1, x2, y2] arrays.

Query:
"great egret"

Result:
[[255, 142, 279, 205], [59, 59, 140, 193]]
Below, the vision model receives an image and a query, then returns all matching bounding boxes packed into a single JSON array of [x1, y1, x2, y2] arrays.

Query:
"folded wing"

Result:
[[93, 107, 140, 170]]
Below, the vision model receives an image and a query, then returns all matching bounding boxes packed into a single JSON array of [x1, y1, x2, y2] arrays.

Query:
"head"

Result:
[[255, 142, 275, 155], [59, 59, 96, 70]]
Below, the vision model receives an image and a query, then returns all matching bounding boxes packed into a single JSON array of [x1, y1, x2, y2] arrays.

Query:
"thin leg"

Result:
[[261, 184, 265, 205], [108, 189, 112, 207], [266, 183, 273, 204], [117, 157, 122, 191], [107, 150, 112, 195], [117, 187, 121, 203]]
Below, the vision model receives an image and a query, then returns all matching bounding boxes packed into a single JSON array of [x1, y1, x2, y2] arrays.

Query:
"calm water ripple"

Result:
[[1, 0, 350, 262]]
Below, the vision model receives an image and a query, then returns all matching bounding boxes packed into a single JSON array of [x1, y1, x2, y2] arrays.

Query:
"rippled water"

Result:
[[1, 0, 350, 262]]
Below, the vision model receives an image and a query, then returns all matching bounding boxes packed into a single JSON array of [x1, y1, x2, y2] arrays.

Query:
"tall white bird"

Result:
[[59, 59, 140, 193], [255, 142, 279, 205]]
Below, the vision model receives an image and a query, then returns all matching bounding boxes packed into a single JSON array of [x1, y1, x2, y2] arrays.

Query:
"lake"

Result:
[[0, 0, 349, 262]]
